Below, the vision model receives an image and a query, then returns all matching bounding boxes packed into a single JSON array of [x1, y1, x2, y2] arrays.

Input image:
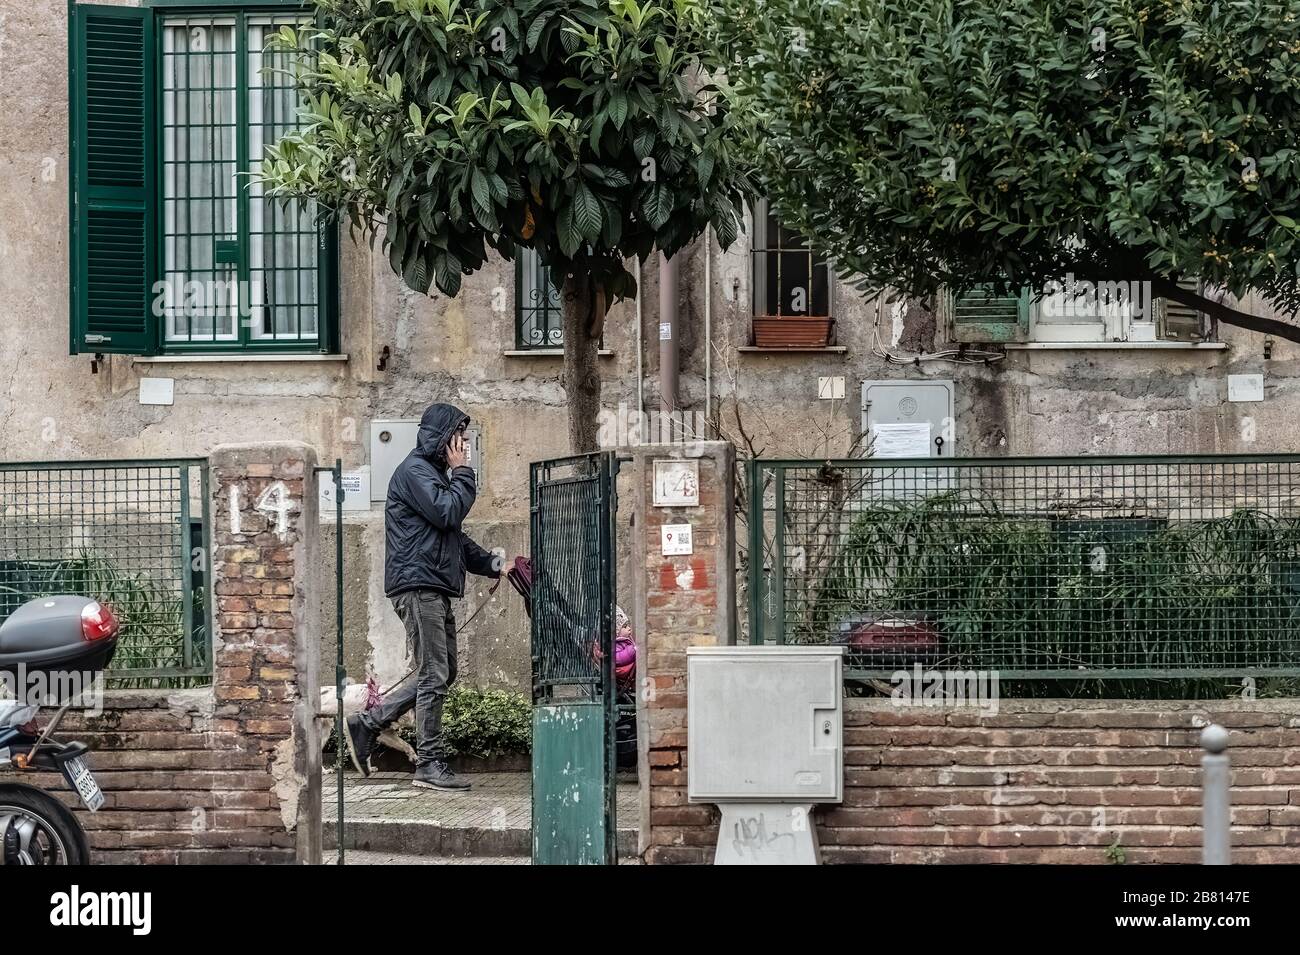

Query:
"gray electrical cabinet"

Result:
[[687, 646, 844, 803], [861, 379, 956, 458], [370, 418, 484, 502], [860, 380, 957, 498]]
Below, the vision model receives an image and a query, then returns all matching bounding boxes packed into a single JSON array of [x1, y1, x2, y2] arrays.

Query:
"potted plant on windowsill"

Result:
[[751, 314, 835, 348]]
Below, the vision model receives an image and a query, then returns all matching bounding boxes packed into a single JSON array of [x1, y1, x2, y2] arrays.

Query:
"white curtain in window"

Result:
[[248, 17, 317, 340], [161, 20, 237, 341]]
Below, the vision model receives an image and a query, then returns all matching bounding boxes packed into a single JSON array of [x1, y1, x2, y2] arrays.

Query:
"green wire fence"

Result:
[[747, 455, 1300, 688], [0, 459, 212, 687]]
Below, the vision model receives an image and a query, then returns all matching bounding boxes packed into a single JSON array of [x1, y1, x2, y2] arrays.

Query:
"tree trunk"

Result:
[[562, 271, 605, 453]]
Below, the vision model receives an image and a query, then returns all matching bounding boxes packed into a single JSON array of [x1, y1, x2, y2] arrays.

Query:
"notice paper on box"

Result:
[[870, 422, 932, 459]]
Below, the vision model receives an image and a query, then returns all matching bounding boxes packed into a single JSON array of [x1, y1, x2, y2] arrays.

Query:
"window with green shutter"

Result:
[[947, 285, 1031, 343], [70, 4, 156, 354], [945, 279, 1213, 345], [69, 2, 337, 356]]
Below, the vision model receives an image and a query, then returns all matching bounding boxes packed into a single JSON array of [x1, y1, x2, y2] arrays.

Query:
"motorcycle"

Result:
[[0, 595, 120, 865]]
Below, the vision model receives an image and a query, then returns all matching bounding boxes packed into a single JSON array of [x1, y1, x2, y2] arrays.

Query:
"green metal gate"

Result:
[[529, 451, 619, 865]]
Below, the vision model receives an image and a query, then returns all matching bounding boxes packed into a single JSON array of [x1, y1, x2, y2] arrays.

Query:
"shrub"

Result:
[[811, 494, 1300, 699], [399, 685, 533, 759]]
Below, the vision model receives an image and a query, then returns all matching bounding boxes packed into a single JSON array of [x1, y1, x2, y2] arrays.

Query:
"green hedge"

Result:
[[809, 494, 1300, 698], [398, 685, 533, 759]]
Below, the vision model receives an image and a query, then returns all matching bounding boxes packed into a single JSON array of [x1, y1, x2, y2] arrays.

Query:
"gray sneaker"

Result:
[[413, 760, 471, 792], [342, 714, 377, 778]]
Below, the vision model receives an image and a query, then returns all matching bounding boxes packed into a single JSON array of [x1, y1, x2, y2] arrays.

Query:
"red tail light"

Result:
[[80, 601, 120, 642]]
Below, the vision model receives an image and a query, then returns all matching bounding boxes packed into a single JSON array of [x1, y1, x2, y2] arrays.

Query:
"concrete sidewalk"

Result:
[[324, 771, 640, 863]]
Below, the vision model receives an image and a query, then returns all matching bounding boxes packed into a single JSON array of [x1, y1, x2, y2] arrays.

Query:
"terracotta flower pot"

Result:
[[751, 315, 835, 348]]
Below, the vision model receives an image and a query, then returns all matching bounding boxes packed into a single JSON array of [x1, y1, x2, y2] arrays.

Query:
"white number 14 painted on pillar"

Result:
[[229, 481, 294, 540]]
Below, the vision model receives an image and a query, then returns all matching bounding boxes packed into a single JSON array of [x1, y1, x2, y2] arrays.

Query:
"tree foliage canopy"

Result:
[[714, 0, 1300, 329], [263, 0, 752, 301]]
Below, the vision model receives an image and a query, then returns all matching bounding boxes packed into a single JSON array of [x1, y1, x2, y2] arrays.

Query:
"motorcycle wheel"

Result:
[[0, 784, 90, 865]]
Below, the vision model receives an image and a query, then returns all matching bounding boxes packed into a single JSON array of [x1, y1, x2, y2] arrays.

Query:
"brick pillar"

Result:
[[210, 442, 322, 864], [631, 441, 735, 864]]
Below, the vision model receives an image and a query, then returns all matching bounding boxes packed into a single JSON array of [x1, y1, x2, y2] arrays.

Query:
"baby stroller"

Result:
[[507, 557, 638, 770]]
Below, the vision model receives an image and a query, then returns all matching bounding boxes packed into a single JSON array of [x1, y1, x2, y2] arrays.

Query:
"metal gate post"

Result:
[[602, 453, 620, 865], [1201, 724, 1231, 865], [315, 460, 345, 865], [745, 458, 761, 646], [772, 464, 786, 644]]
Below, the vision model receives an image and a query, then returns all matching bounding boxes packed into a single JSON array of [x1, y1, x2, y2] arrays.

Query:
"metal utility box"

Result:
[[861, 379, 956, 458], [687, 646, 844, 803], [370, 418, 483, 502]]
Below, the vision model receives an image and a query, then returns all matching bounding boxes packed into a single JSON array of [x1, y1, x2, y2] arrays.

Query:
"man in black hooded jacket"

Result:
[[343, 403, 503, 791]]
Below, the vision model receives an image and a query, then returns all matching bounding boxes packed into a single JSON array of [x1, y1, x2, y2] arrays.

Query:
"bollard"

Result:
[[1200, 724, 1231, 866]]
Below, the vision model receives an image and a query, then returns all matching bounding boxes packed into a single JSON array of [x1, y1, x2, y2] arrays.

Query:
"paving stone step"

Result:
[[325, 818, 638, 858], [337, 850, 643, 866], [340, 850, 530, 866]]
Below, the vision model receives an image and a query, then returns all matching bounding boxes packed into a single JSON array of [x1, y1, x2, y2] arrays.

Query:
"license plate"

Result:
[[63, 756, 104, 812]]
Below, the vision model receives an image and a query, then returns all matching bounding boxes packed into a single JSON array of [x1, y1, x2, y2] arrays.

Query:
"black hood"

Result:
[[416, 403, 470, 466]]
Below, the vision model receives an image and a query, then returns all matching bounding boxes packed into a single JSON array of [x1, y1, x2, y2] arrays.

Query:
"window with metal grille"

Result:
[[516, 247, 564, 349], [68, 2, 337, 357], [751, 199, 830, 318], [160, 12, 322, 348]]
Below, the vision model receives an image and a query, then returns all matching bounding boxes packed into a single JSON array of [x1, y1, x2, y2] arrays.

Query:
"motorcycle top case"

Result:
[[0, 596, 119, 676]]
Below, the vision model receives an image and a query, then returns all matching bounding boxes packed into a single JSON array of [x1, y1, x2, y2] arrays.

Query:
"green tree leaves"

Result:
[[713, 0, 1300, 317], [571, 180, 604, 242], [262, 0, 753, 300]]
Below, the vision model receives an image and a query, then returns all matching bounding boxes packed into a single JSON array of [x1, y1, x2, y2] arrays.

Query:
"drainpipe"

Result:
[[704, 228, 712, 434], [659, 252, 680, 437], [635, 258, 645, 423]]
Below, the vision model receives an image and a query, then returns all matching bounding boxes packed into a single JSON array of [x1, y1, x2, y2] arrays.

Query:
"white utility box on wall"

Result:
[[370, 418, 484, 502], [687, 646, 844, 864], [860, 380, 957, 498], [861, 379, 955, 458]]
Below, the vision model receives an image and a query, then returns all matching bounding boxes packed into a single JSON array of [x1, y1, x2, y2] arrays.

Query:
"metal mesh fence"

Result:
[[530, 454, 615, 702], [748, 456, 1300, 681], [0, 460, 211, 685]]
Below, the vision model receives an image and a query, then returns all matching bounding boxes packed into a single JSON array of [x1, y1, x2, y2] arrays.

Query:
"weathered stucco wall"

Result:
[[5, 1, 1300, 691]]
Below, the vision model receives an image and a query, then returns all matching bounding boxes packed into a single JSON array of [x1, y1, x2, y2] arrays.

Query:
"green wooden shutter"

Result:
[[948, 284, 1031, 343], [69, 3, 156, 355], [1159, 277, 1206, 342]]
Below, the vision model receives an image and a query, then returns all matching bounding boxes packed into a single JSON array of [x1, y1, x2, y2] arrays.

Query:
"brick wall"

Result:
[[643, 696, 1300, 864], [822, 699, 1300, 864], [630, 442, 734, 863], [39, 443, 322, 864]]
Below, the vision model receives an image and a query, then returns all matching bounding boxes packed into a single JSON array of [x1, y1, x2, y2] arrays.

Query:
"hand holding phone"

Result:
[[447, 433, 470, 469]]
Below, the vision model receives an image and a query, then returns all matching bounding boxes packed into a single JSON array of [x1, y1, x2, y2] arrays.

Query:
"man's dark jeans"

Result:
[[361, 589, 457, 766]]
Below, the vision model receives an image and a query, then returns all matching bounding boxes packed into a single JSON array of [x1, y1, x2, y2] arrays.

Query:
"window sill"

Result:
[[1002, 342, 1226, 351], [132, 354, 350, 364], [502, 348, 614, 357], [738, 345, 848, 354]]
